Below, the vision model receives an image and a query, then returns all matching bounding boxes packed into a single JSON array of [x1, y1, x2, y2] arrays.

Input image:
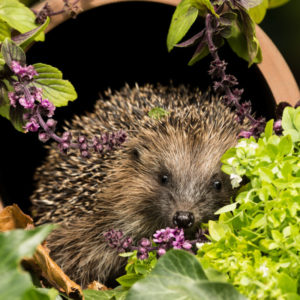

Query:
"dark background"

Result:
[[0, 1, 298, 212]]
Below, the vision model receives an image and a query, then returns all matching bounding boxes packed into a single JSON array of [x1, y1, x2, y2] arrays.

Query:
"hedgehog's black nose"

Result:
[[173, 211, 194, 228]]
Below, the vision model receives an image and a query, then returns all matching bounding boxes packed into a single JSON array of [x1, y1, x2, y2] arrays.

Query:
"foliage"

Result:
[[0, 225, 61, 300], [86, 250, 245, 300], [0, 0, 45, 42], [0, 0, 78, 134], [83, 289, 127, 300], [167, 0, 291, 65], [126, 250, 246, 300], [117, 251, 158, 288], [197, 107, 300, 299]]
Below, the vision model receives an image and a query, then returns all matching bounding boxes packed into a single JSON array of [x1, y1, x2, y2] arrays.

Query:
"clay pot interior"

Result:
[[0, 1, 276, 212]]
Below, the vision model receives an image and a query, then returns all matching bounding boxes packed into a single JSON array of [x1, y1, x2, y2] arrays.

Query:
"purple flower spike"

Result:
[[58, 131, 72, 153], [78, 135, 90, 158]]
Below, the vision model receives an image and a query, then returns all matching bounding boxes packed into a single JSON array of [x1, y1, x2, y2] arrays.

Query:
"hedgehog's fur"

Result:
[[31, 84, 248, 287]]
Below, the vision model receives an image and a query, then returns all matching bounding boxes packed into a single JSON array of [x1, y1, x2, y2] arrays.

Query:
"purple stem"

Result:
[[205, 13, 257, 126]]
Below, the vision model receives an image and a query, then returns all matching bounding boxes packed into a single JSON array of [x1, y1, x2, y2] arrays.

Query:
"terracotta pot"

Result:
[[32, 0, 300, 106]]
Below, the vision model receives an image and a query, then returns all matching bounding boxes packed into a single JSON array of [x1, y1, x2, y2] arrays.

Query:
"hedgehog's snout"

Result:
[[172, 211, 194, 228]]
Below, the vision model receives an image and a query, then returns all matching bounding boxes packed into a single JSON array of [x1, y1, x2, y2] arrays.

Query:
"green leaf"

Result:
[[13, 17, 50, 50], [268, 0, 290, 9], [248, 0, 268, 23], [167, 0, 199, 52], [264, 119, 274, 139], [0, 19, 11, 42], [190, 0, 219, 18], [282, 106, 296, 131], [127, 250, 246, 300], [258, 167, 274, 182], [31, 63, 77, 107], [0, 225, 54, 300], [250, 213, 266, 229], [293, 109, 300, 132], [277, 273, 297, 294], [0, 0, 44, 41], [1, 38, 26, 68], [148, 107, 169, 119], [117, 273, 142, 288], [208, 221, 230, 241], [278, 134, 293, 156], [215, 202, 237, 214], [283, 129, 300, 143], [23, 288, 60, 300], [83, 289, 127, 300]]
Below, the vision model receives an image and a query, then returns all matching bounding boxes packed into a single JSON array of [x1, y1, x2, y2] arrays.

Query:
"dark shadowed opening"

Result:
[[0, 2, 275, 212]]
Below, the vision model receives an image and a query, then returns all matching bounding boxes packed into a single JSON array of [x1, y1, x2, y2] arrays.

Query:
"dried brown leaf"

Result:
[[0, 204, 83, 299], [34, 245, 83, 299], [87, 280, 109, 291], [0, 204, 33, 231]]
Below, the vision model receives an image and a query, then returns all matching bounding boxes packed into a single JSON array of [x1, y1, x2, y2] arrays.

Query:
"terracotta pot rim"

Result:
[[32, 0, 300, 106]]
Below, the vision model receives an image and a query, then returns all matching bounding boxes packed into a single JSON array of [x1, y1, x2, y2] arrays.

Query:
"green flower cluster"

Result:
[[198, 107, 300, 299]]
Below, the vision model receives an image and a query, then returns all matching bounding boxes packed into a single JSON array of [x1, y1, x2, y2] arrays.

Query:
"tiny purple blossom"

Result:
[[40, 99, 56, 117], [158, 248, 166, 256], [46, 118, 57, 129], [29, 87, 43, 102], [274, 119, 282, 135], [140, 238, 151, 248], [24, 117, 40, 132], [8, 92, 18, 107], [19, 95, 35, 109], [38, 131, 50, 143], [239, 130, 252, 139]]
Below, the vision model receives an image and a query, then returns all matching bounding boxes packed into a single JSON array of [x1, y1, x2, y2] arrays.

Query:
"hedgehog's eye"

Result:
[[213, 180, 222, 191], [160, 174, 169, 185], [131, 148, 140, 160]]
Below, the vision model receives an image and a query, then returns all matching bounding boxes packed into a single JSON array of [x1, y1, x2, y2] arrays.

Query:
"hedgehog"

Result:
[[31, 83, 247, 287]]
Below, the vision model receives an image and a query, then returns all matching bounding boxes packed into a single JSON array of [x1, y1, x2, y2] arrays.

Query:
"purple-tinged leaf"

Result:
[[1, 38, 26, 69], [227, 8, 261, 65], [188, 38, 209, 66], [176, 29, 205, 48], [219, 12, 237, 26], [228, 0, 263, 9], [12, 18, 50, 50], [241, 0, 264, 9], [0, 81, 6, 106], [9, 104, 25, 132], [219, 26, 233, 38]]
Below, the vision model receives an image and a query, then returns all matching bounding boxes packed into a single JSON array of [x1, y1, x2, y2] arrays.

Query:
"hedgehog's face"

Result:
[[117, 123, 237, 238]]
